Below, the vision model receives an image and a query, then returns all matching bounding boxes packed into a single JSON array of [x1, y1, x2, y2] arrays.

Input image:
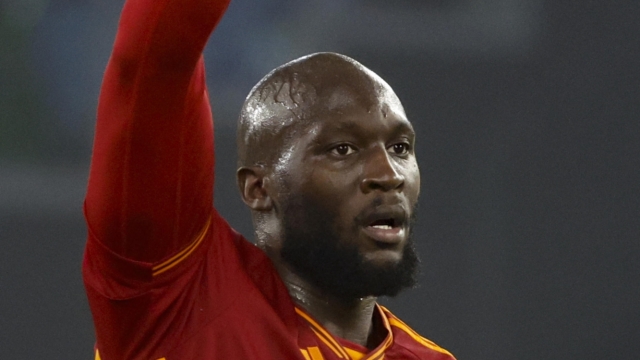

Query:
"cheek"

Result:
[[306, 166, 359, 198], [403, 161, 421, 201], [298, 168, 362, 231]]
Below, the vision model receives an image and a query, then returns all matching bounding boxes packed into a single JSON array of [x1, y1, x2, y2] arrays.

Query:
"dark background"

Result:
[[1, 0, 639, 358]]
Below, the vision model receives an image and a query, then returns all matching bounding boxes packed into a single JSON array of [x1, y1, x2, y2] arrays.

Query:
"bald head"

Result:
[[235, 53, 420, 300], [237, 52, 405, 168]]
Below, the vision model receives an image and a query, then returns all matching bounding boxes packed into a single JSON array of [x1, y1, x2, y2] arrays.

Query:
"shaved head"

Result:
[[237, 52, 405, 168], [235, 52, 420, 300]]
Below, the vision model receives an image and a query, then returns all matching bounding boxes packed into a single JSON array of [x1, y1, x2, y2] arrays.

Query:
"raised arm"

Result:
[[85, 0, 230, 263]]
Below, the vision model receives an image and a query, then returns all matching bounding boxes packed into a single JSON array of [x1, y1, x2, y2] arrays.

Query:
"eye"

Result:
[[388, 142, 410, 155], [330, 144, 356, 156]]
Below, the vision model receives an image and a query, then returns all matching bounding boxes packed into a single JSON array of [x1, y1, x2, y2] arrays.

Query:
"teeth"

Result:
[[372, 225, 393, 230]]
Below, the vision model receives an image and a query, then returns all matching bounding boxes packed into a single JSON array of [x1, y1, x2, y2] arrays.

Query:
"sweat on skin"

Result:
[[83, 0, 455, 356]]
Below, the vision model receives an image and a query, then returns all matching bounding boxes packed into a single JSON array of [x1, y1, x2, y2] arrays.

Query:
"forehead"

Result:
[[306, 81, 411, 135], [324, 81, 405, 115], [239, 55, 412, 165]]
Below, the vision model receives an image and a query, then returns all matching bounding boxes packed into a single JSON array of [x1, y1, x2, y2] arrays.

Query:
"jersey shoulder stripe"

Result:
[[296, 305, 396, 360], [152, 214, 211, 276], [380, 306, 454, 358], [296, 307, 350, 358]]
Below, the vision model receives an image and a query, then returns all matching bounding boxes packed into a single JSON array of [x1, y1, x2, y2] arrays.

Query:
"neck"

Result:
[[275, 263, 381, 349]]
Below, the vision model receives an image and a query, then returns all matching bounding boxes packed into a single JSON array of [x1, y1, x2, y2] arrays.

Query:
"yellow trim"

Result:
[[367, 334, 392, 360], [296, 305, 400, 360], [295, 307, 350, 359], [344, 347, 366, 360], [308, 346, 325, 360], [364, 306, 394, 360], [311, 328, 345, 358], [301, 349, 312, 360], [387, 317, 453, 357], [152, 216, 211, 276]]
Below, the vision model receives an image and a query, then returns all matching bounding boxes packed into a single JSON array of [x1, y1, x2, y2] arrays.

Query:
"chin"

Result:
[[362, 249, 404, 267]]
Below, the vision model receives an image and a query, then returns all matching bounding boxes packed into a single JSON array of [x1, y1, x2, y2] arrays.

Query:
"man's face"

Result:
[[275, 88, 421, 299]]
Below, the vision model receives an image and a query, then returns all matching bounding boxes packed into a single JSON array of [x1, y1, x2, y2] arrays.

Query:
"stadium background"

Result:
[[1, 0, 638, 358]]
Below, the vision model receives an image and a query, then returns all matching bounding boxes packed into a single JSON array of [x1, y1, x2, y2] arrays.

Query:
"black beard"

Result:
[[279, 194, 420, 301]]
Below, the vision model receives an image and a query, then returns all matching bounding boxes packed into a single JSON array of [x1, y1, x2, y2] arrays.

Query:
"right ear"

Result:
[[236, 166, 273, 211]]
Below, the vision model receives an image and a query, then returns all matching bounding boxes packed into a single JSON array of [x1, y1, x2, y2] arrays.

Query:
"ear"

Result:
[[237, 166, 273, 211]]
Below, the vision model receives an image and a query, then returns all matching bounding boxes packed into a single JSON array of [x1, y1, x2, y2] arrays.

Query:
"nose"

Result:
[[360, 148, 405, 193]]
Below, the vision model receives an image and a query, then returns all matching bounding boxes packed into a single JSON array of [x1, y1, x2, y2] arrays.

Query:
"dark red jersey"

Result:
[[83, 0, 456, 359]]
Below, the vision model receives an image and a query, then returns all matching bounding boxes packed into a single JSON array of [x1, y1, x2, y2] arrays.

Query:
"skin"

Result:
[[236, 52, 421, 349]]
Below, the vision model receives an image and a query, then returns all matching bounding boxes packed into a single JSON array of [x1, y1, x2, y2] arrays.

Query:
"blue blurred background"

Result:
[[1, 0, 639, 358]]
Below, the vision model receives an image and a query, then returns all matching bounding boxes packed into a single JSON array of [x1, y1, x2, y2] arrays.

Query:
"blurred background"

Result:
[[1, 0, 639, 358]]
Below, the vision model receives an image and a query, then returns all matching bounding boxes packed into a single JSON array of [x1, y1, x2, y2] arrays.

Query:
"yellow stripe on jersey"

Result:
[[295, 307, 350, 359], [385, 316, 454, 357], [310, 328, 346, 358], [308, 346, 325, 360], [296, 308, 346, 358], [301, 349, 312, 360], [344, 347, 366, 360], [296, 305, 401, 360], [364, 308, 394, 360], [152, 215, 211, 276], [366, 334, 393, 360]]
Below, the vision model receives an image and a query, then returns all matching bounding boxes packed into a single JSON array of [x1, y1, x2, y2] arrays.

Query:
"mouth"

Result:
[[369, 218, 399, 232], [361, 208, 407, 245]]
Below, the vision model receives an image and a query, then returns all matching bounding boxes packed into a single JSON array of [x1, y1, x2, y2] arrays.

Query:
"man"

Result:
[[83, 0, 456, 358]]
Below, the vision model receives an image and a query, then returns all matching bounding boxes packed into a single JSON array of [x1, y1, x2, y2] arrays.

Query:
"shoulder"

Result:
[[380, 306, 457, 360]]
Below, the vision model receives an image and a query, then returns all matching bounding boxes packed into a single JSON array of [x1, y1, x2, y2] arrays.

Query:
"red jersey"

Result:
[[83, 0, 456, 359]]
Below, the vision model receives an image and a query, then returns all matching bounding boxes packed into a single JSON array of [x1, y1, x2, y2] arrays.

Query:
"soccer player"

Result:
[[83, 0, 456, 358]]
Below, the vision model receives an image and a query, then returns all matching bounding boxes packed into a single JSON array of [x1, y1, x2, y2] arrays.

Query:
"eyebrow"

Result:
[[332, 118, 415, 136], [309, 118, 415, 147], [391, 120, 415, 137]]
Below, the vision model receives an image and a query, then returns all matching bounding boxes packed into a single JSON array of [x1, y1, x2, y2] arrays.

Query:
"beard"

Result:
[[279, 194, 420, 301]]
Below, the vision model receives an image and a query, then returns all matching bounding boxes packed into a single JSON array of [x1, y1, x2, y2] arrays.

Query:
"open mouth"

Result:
[[369, 218, 396, 230], [362, 210, 406, 245]]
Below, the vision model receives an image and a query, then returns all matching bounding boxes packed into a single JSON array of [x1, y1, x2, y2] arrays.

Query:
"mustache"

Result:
[[353, 195, 416, 227]]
